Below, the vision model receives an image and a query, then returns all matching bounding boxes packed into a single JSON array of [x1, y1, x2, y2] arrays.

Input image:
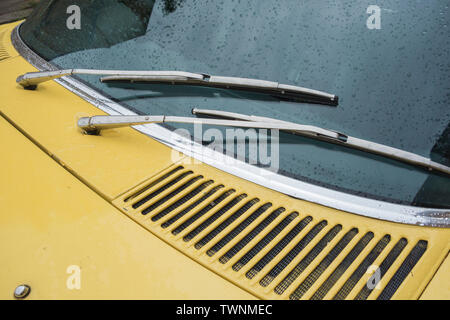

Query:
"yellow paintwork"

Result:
[[0, 41, 178, 200], [420, 253, 450, 300], [0, 21, 448, 299], [0, 114, 255, 300]]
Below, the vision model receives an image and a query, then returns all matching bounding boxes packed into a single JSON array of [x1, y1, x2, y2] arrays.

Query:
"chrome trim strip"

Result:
[[11, 24, 449, 227]]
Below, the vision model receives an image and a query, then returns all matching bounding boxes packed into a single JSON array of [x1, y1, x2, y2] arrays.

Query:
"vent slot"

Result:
[[0, 49, 9, 61], [143, 175, 204, 215], [310, 231, 375, 300], [0, 30, 11, 61], [172, 189, 236, 235], [161, 185, 224, 228], [260, 220, 329, 288], [290, 228, 360, 300], [355, 238, 408, 300], [232, 212, 299, 272], [114, 164, 437, 300], [207, 203, 272, 257], [246, 216, 313, 279], [195, 198, 260, 250], [377, 240, 428, 300], [152, 180, 214, 222], [132, 170, 193, 209], [333, 234, 391, 300], [219, 207, 285, 264], [273, 224, 342, 294], [125, 166, 184, 203], [183, 194, 248, 242]]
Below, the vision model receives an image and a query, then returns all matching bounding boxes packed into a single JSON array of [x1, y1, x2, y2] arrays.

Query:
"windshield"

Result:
[[20, 0, 450, 208]]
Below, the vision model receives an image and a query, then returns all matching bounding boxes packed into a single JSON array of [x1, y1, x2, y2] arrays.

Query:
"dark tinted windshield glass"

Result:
[[21, 0, 450, 208]]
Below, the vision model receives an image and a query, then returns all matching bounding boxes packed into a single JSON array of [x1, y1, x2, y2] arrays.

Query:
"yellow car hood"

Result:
[[0, 21, 448, 300]]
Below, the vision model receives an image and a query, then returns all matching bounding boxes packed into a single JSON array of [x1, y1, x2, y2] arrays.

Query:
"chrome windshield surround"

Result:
[[11, 25, 450, 228]]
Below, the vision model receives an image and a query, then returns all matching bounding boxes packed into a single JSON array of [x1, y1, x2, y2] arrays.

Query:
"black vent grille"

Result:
[[0, 30, 12, 61], [115, 165, 433, 300]]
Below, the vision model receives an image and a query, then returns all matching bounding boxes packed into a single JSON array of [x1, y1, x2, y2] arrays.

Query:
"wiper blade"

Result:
[[101, 74, 338, 106], [192, 109, 450, 176], [16, 69, 338, 106], [77, 109, 450, 176]]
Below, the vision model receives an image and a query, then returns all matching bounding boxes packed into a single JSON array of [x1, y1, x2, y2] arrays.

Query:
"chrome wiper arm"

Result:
[[192, 109, 450, 176], [16, 69, 204, 90], [77, 109, 450, 175], [17, 69, 338, 106], [77, 114, 340, 139]]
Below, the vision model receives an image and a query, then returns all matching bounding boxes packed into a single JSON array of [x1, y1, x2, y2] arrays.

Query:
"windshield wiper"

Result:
[[17, 69, 338, 106], [77, 109, 450, 176]]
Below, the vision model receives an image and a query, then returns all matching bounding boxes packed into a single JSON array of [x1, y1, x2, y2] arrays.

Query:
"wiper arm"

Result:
[[16, 69, 204, 89], [78, 113, 340, 140], [77, 109, 450, 176], [17, 69, 338, 106], [192, 109, 450, 176]]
